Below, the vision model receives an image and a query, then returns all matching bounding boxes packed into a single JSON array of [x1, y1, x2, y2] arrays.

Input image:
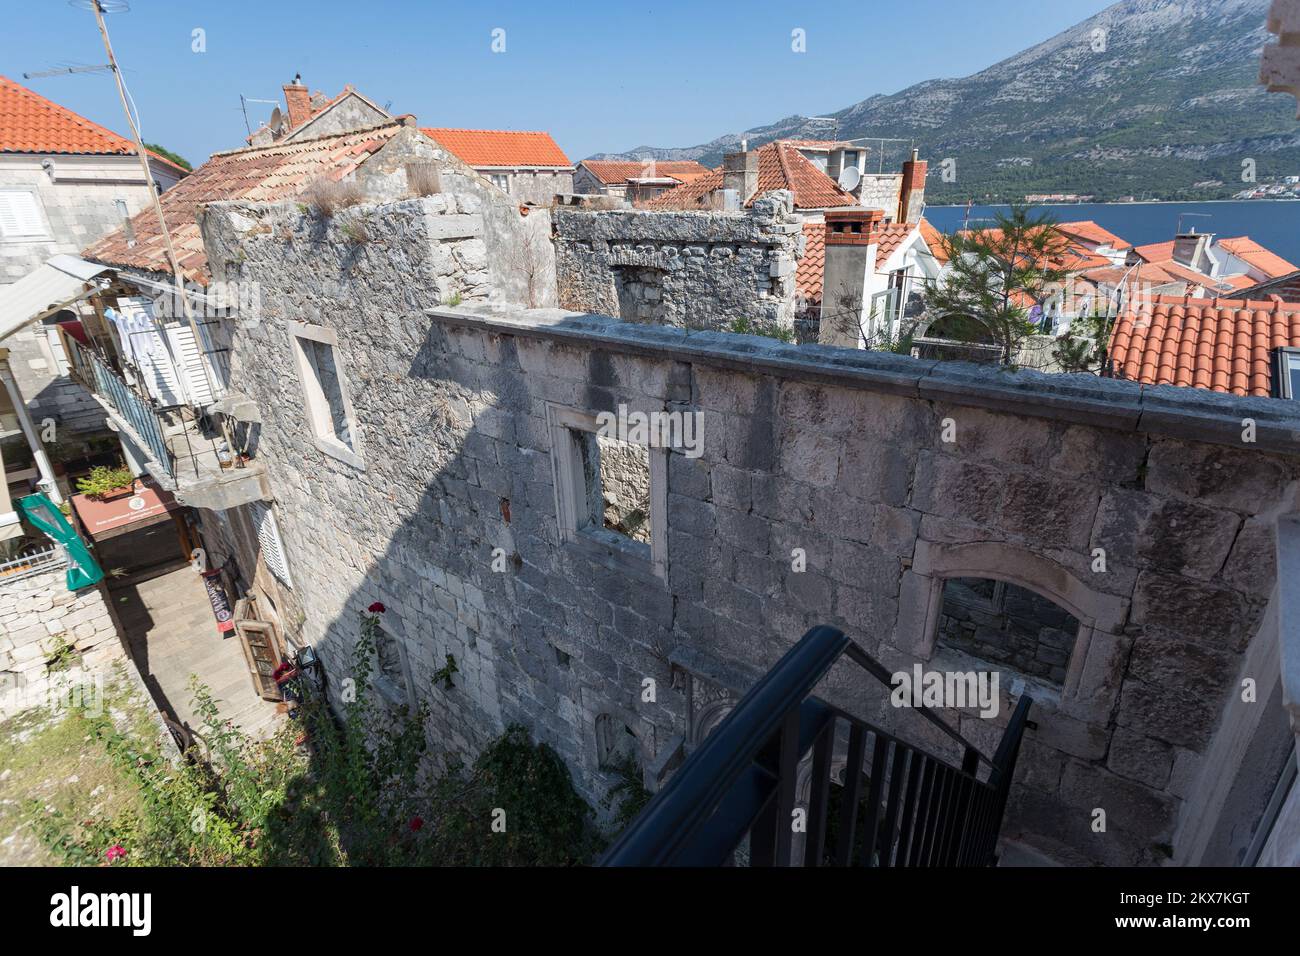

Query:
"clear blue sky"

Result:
[[2, 0, 1115, 167]]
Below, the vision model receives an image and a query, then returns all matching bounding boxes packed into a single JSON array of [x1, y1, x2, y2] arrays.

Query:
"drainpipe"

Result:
[[0, 349, 63, 505]]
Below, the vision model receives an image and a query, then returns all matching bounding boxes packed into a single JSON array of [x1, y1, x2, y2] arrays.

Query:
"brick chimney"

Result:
[[722, 149, 760, 204], [283, 74, 313, 130], [1173, 231, 1213, 272], [898, 148, 928, 224], [819, 208, 883, 347]]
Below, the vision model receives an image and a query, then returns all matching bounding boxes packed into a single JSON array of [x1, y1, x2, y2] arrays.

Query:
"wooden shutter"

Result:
[[250, 500, 293, 588]]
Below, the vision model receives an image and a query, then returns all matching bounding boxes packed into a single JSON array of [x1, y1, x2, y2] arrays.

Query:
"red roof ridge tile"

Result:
[[211, 118, 411, 158]]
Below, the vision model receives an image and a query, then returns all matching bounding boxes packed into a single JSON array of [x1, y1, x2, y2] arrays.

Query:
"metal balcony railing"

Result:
[[601, 626, 1032, 867], [63, 335, 253, 487], [64, 335, 173, 478]]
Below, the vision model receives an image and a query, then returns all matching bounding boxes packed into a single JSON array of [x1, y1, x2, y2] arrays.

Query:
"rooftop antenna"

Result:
[[240, 94, 282, 138], [71, 0, 221, 410], [1177, 212, 1212, 235], [23, 63, 113, 80]]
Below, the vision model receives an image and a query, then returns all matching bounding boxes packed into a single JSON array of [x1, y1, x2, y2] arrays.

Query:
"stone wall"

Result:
[[553, 192, 804, 330], [503, 170, 574, 206], [857, 173, 902, 216], [0, 563, 120, 719], [198, 195, 1300, 865]]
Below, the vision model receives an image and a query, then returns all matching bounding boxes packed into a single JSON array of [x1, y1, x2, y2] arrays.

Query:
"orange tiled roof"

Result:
[[1056, 220, 1131, 250], [1237, 270, 1300, 302], [641, 141, 857, 211], [580, 159, 709, 185], [796, 221, 824, 303], [918, 217, 950, 265], [795, 220, 924, 306], [1082, 262, 1182, 288], [1218, 236, 1298, 280], [1145, 259, 1241, 295], [1134, 241, 1177, 263], [421, 128, 570, 168], [957, 224, 1112, 273], [0, 74, 187, 175], [875, 222, 918, 265], [1108, 294, 1300, 397], [83, 121, 409, 283]]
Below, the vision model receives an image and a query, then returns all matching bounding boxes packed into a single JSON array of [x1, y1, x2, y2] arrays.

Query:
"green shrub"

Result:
[[32, 608, 600, 866], [75, 465, 134, 498]]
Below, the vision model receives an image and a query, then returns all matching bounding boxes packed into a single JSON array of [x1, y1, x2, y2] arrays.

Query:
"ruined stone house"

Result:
[[153, 178, 1300, 867]]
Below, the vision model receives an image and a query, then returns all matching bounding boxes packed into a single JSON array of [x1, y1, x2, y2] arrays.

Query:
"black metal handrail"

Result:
[[600, 626, 1032, 867]]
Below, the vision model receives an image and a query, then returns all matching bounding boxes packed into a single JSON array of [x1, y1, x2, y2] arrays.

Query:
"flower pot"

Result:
[[96, 485, 134, 501]]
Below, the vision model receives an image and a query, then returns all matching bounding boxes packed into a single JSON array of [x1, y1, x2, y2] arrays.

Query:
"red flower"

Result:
[[368, 602, 386, 614], [105, 845, 126, 863], [409, 817, 424, 832]]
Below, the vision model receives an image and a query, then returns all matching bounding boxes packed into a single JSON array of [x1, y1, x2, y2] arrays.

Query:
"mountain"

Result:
[[591, 0, 1299, 203]]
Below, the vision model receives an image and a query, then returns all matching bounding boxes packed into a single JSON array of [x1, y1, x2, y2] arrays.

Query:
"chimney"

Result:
[[898, 148, 928, 224], [819, 208, 883, 348], [283, 74, 313, 130], [1173, 231, 1212, 271], [722, 150, 760, 204]]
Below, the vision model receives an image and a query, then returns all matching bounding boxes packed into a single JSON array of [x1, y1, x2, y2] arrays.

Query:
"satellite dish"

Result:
[[838, 165, 862, 192], [269, 106, 283, 128]]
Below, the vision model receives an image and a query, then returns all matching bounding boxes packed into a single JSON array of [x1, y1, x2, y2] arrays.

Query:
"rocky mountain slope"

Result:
[[593, 0, 1297, 202]]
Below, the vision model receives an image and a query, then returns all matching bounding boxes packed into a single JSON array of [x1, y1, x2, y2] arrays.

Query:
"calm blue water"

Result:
[[924, 201, 1300, 267]]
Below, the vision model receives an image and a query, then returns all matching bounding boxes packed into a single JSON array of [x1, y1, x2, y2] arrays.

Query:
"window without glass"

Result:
[[548, 404, 667, 581], [288, 321, 362, 468], [935, 577, 1079, 687]]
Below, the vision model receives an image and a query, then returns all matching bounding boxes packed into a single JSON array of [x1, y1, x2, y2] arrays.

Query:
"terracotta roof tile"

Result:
[[0, 74, 186, 175], [1107, 294, 1300, 397], [580, 160, 709, 185], [83, 121, 409, 283], [421, 128, 570, 168], [641, 141, 856, 211], [1056, 220, 1132, 250], [1218, 236, 1299, 279], [918, 217, 950, 265], [796, 221, 824, 303]]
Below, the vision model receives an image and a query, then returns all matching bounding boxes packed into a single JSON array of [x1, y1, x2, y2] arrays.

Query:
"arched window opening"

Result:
[[936, 577, 1080, 687]]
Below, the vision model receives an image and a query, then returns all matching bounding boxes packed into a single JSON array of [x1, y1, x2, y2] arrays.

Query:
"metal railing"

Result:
[[0, 544, 66, 586], [64, 335, 174, 478], [63, 334, 251, 485], [600, 626, 1032, 867]]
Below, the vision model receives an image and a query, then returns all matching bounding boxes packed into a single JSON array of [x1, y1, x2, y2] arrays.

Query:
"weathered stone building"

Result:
[[192, 190, 1300, 866], [554, 193, 804, 331]]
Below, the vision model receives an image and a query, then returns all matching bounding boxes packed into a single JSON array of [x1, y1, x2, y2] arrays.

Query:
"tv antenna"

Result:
[[1176, 212, 1212, 235], [240, 95, 282, 137], [69, 0, 223, 414], [23, 63, 113, 80]]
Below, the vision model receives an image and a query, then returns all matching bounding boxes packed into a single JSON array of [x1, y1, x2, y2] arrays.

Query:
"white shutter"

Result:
[[250, 501, 293, 588], [115, 297, 185, 406], [164, 321, 217, 405], [0, 191, 48, 238]]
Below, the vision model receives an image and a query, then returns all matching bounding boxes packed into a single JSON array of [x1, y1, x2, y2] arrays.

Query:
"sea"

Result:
[[923, 200, 1300, 267]]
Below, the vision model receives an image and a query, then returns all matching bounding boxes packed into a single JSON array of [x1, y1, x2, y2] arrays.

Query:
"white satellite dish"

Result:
[[838, 165, 862, 192], [269, 106, 283, 128]]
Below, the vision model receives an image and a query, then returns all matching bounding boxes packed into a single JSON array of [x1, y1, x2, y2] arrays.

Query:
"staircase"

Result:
[[601, 625, 1032, 867]]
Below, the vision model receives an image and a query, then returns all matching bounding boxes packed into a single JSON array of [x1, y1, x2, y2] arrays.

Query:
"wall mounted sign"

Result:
[[202, 568, 235, 633]]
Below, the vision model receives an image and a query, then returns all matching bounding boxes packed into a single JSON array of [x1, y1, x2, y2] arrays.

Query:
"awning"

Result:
[[71, 478, 181, 542], [0, 255, 112, 341]]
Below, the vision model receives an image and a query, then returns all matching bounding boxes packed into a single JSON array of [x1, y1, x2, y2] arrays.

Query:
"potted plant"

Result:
[[75, 465, 137, 501]]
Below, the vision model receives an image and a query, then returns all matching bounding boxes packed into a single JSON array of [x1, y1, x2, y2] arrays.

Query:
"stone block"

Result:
[[1107, 728, 1174, 789]]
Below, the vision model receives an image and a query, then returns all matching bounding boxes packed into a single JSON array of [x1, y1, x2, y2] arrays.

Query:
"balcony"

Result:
[[62, 336, 265, 511], [601, 626, 1031, 867]]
